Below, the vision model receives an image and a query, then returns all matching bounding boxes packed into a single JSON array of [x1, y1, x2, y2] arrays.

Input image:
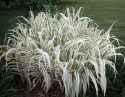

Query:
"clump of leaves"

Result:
[[1, 7, 124, 97], [106, 58, 125, 97], [83, 58, 125, 97], [0, 46, 17, 97]]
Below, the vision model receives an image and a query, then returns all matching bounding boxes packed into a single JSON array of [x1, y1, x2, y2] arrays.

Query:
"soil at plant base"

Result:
[[12, 76, 65, 97]]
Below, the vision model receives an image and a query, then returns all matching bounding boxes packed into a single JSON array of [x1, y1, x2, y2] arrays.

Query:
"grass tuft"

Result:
[[1, 7, 125, 97]]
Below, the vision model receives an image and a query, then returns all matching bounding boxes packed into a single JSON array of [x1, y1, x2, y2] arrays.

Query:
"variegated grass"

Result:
[[1, 7, 124, 97]]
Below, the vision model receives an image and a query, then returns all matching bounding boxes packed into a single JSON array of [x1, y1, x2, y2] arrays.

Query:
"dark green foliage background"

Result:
[[9, 0, 59, 11]]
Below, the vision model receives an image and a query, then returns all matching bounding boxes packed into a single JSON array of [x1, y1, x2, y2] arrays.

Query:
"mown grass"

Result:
[[0, 6, 25, 44], [0, 0, 125, 55]]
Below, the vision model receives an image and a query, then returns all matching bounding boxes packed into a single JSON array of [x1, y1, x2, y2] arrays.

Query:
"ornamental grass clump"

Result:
[[1, 7, 124, 97]]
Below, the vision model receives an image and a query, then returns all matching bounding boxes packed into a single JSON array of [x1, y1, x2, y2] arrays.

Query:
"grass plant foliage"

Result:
[[1, 7, 124, 97]]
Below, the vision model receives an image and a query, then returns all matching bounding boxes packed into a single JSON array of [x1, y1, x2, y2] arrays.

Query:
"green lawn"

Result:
[[0, 6, 25, 44], [0, 0, 125, 54]]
